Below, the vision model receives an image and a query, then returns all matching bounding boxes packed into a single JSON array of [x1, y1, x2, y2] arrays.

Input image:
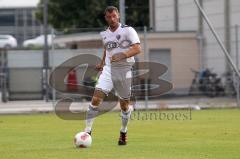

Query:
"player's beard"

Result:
[[109, 21, 119, 31], [109, 22, 119, 30]]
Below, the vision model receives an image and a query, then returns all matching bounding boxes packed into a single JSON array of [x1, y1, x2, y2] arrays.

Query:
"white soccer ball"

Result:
[[74, 132, 92, 148]]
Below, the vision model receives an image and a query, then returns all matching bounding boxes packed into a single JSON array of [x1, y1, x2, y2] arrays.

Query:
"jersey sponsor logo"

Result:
[[105, 40, 132, 51], [106, 41, 118, 50]]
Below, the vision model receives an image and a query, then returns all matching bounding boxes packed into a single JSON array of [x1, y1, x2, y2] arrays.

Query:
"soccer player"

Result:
[[84, 6, 141, 145]]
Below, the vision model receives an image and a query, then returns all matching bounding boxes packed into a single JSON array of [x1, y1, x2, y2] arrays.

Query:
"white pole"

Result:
[[43, 0, 49, 102], [119, 0, 125, 24], [51, 28, 56, 106], [193, 0, 240, 78], [144, 26, 148, 110], [236, 25, 239, 69], [235, 25, 240, 107]]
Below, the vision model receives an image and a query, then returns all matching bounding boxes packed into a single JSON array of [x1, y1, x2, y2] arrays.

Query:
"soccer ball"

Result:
[[74, 132, 92, 148]]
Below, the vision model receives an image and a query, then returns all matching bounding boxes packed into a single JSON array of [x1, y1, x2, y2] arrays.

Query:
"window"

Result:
[[0, 14, 14, 26]]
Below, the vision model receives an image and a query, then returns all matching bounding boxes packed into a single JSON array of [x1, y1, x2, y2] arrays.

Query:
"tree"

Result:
[[126, 0, 149, 28], [35, 0, 149, 31]]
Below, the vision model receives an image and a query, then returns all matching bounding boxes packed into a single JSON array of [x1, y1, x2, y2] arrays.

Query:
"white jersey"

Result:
[[100, 23, 140, 66]]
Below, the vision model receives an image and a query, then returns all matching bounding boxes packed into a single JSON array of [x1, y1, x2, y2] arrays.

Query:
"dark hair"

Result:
[[104, 6, 119, 15]]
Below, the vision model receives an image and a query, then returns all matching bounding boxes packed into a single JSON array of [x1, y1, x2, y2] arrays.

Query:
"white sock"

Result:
[[85, 104, 98, 133], [120, 108, 132, 133]]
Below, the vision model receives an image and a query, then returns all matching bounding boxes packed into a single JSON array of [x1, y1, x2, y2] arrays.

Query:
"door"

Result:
[[149, 49, 172, 81]]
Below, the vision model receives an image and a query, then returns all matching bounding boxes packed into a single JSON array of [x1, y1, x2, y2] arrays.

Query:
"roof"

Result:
[[0, 0, 39, 9]]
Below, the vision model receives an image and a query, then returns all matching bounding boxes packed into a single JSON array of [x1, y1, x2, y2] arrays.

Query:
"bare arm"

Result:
[[111, 44, 141, 62], [101, 48, 106, 65], [96, 47, 106, 71], [123, 43, 141, 58]]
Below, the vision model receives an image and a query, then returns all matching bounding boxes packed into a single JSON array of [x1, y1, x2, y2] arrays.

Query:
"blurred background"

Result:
[[0, 0, 239, 110]]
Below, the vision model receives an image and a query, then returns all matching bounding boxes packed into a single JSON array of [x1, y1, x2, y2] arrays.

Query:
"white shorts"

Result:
[[95, 65, 132, 100], [95, 66, 113, 94]]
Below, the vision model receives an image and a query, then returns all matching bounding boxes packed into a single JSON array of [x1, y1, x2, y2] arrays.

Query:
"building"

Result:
[[55, 30, 199, 95], [0, 0, 43, 45], [151, 0, 240, 75]]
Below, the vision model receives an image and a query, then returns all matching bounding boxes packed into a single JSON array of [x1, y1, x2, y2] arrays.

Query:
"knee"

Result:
[[121, 106, 129, 112], [91, 96, 102, 106], [120, 100, 129, 112]]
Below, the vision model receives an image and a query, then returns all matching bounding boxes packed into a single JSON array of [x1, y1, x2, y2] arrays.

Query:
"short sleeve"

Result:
[[100, 31, 106, 45], [127, 27, 140, 45], [100, 31, 105, 40]]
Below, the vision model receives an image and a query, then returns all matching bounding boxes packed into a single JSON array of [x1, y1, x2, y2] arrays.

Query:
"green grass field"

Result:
[[0, 109, 240, 159]]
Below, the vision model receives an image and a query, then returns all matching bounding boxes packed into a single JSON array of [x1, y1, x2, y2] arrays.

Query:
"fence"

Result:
[[0, 49, 8, 102]]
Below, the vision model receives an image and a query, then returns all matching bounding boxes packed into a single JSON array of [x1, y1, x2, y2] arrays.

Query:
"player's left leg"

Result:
[[111, 66, 133, 145], [120, 99, 131, 132], [118, 99, 132, 145]]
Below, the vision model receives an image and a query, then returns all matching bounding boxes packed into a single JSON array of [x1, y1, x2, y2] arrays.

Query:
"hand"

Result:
[[95, 63, 104, 71], [111, 52, 127, 63]]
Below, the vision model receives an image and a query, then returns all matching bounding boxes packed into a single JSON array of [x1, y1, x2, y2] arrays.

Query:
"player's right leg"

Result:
[[84, 89, 106, 135], [84, 65, 113, 135]]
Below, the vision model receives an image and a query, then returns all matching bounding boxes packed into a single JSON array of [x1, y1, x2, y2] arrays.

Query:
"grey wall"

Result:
[[7, 49, 101, 100]]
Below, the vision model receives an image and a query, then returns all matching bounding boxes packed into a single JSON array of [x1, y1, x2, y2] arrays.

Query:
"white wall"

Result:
[[0, 0, 39, 8], [155, 0, 199, 31], [231, 0, 240, 26], [154, 0, 236, 75], [202, 0, 226, 75], [178, 0, 198, 31], [155, 0, 175, 31], [230, 0, 240, 67]]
